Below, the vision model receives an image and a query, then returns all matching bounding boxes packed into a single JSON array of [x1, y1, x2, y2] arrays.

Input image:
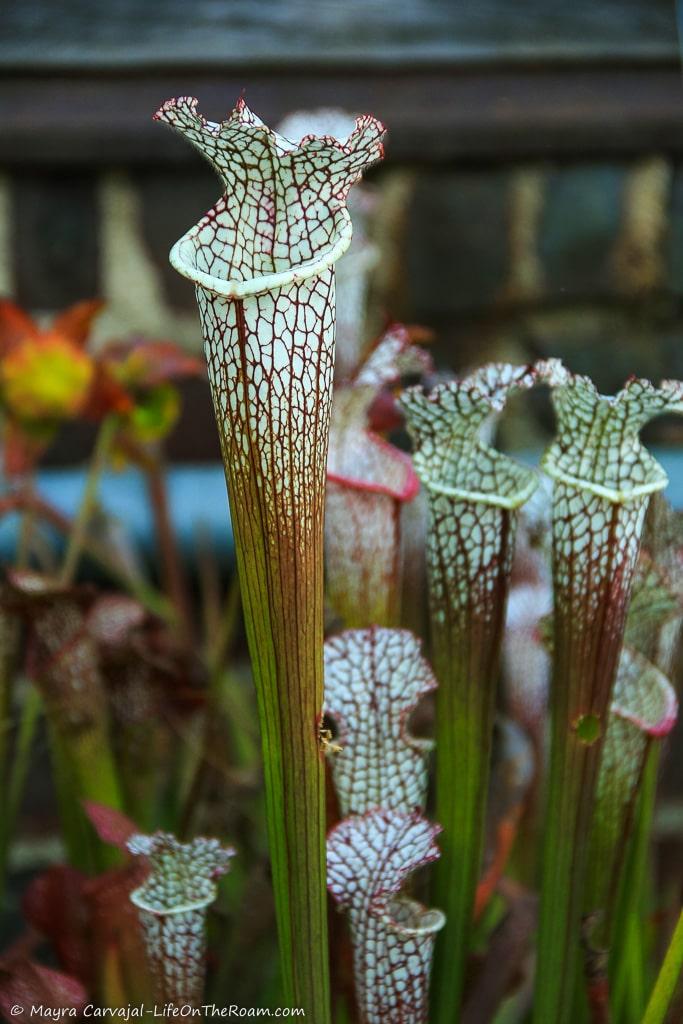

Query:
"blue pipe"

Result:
[[0, 451, 680, 563]]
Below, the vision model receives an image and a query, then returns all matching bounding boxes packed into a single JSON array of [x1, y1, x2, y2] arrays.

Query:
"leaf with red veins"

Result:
[[154, 96, 384, 291], [585, 646, 677, 940], [401, 363, 537, 508], [324, 627, 436, 816], [326, 327, 429, 627], [127, 832, 235, 1008], [156, 96, 384, 1021], [533, 361, 683, 1024], [327, 809, 445, 1024], [538, 359, 683, 500], [276, 107, 381, 382], [611, 645, 677, 738], [399, 364, 537, 1022]]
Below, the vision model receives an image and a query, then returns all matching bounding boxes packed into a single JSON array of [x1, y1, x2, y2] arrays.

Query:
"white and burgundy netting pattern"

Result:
[[128, 832, 234, 1007], [400, 364, 537, 507], [324, 627, 436, 816], [538, 359, 683, 501], [155, 96, 385, 292], [328, 809, 444, 1024]]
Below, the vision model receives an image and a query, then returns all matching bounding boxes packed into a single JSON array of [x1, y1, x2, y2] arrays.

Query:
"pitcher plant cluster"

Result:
[[0, 95, 681, 1024]]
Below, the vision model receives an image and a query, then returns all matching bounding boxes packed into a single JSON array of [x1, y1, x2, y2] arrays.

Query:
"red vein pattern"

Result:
[[155, 96, 384, 1020], [400, 364, 537, 1021], [533, 360, 683, 1024], [326, 327, 429, 627], [327, 809, 445, 1024], [585, 646, 677, 939], [276, 108, 379, 383], [324, 627, 436, 816], [128, 832, 235, 1008]]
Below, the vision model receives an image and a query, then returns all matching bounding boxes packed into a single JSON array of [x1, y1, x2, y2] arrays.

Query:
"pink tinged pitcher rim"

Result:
[[327, 433, 420, 502]]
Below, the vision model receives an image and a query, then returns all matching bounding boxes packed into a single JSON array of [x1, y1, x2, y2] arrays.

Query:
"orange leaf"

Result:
[[49, 299, 104, 348], [0, 300, 38, 355]]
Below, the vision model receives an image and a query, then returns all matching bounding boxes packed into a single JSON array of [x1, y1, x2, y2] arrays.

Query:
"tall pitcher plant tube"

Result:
[[584, 645, 677, 946], [155, 96, 384, 1018], [400, 364, 537, 1023], [326, 327, 429, 628], [4, 572, 124, 871], [533, 360, 683, 1024]]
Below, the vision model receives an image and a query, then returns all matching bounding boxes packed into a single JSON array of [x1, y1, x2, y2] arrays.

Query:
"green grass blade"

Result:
[[642, 909, 683, 1024]]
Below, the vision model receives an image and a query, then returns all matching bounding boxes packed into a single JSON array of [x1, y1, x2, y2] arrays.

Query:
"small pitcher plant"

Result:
[[324, 627, 445, 1023], [127, 832, 235, 1009]]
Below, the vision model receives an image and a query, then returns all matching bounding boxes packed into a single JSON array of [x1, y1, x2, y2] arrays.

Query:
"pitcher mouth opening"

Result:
[[169, 207, 353, 300]]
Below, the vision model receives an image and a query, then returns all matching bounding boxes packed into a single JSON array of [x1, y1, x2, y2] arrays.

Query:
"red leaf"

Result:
[[84, 363, 135, 418], [0, 301, 38, 356], [2, 421, 52, 478], [49, 299, 104, 348], [83, 801, 139, 851], [0, 960, 87, 1020], [366, 390, 403, 432], [22, 867, 91, 984]]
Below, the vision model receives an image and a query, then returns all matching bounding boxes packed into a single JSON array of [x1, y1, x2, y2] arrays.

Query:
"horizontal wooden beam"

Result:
[[2, 65, 683, 165], [0, 0, 676, 72]]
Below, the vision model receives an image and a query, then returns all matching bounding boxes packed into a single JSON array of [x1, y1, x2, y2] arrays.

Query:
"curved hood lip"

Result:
[[169, 206, 353, 300]]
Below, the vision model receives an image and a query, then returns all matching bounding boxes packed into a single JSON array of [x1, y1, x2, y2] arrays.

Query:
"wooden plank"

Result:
[[1, 66, 683, 165], [0, 0, 676, 70]]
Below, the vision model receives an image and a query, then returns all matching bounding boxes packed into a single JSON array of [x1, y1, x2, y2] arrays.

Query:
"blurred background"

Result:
[[1, 0, 683, 464]]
